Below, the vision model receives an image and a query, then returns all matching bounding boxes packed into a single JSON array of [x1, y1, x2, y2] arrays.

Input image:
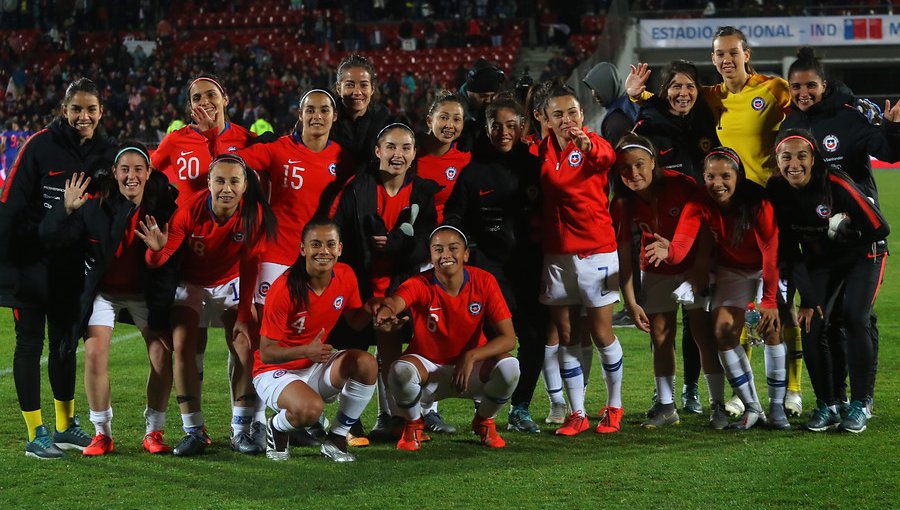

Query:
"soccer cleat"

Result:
[[803, 404, 840, 432], [54, 415, 92, 451], [231, 430, 263, 454], [142, 431, 172, 454], [472, 416, 506, 448], [595, 406, 624, 434], [369, 412, 398, 442], [200, 425, 213, 446], [681, 384, 703, 414], [321, 433, 356, 462], [641, 407, 680, 429], [784, 391, 803, 417], [265, 416, 290, 461], [838, 400, 851, 420], [346, 421, 370, 448], [864, 396, 874, 419], [727, 402, 766, 430], [646, 401, 664, 419], [423, 410, 457, 434], [396, 418, 425, 451], [555, 411, 589, 436], [709, 403, 730, 430], [545, 402, 569, 424], [611, 309, 635, 328], [25, 425, 65, 460], [838, 400, 868, 434], [724, 394, 745, 418], [249, 421, 266, 451], [767, 403, 791, 430], [83, 434, 114, 456], [173, 431, 208, 456], [507, 404, 540, 433]]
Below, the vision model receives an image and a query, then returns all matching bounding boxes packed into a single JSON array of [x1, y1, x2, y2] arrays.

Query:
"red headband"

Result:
[[189, 77, 225, 96], [705, 149, 740, 168], [775, 135, 814, 154]]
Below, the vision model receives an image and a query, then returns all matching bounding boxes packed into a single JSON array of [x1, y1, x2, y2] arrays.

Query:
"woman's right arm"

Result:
[[38, 173, 92, 248], [646, 195, 706, 267], [612, 198, 650, 332]]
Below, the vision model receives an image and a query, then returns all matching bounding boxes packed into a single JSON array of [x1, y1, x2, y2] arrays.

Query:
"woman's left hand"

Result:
[[451, 352, 476, 394], [63, 172, 92, 214], [191, 105, 217, 132]]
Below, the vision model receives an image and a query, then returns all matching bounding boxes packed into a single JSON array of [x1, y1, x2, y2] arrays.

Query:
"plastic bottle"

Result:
[[745, 302, 762, 346]]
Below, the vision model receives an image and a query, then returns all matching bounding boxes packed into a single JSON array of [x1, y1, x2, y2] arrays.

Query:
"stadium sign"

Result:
[[640, 15, 900, 48]]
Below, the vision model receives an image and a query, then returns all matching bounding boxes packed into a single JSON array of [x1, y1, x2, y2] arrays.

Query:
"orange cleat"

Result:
[[142, 431, 173, 454], [595, 406, 623, 434], [471, 416, 506, 448], [554, 411, 590, 436], [396, 418, 425, 451], [83, 434, 114, 456]]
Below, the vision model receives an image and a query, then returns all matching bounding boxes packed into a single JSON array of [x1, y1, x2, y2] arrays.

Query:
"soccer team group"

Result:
[[0, 25, 895, 462]]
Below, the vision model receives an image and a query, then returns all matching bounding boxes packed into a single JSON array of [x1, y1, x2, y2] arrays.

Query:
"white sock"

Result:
[[764, 343, 787, 404], [600, 338, 624, 408], [581, 344, 595, 389], [144, 407, 166, 434], [377, 371, 392, 415], [655, 376, 675, 405], [90, 407, 113, 437], [332, 379, 376, 436], [254, 396, 267, 424], [719, 348, 758, 406], [422, 400, 438, 414], [273, 409, 297, 432], [181, 411, 204, 434], [477, 357, 521, 419], [388, 360, 423, 421], [560, 345, 585, 414], [231, 406, 254, 435], [543, 344, 565, 405], [704, 373, 726, 404]]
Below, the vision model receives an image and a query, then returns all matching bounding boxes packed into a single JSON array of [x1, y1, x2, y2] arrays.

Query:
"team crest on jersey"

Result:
[[233, 232, 244, 242], [751, 97, 766, 110], [669, 207, 681, 217], [468, 301, 483, 315], [445, 166, 458, 181], [699, 137, 712, 152], [228, 146, 238, 152], [328, 163, 337, 176], [822, 135, 839, 153], [568, 150, 584, 168], [333, 296, 344, 310], [273, 369, 287, 379], [816, 204, 831, 218], [258, 282, 271, 297]]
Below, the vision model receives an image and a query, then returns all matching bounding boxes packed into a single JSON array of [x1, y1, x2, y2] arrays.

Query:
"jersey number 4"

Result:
[[291, 315, 307, 334]]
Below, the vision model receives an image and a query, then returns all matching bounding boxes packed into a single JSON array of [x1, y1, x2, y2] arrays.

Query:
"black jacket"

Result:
[[780, 82, 900, 205], [332, 167, 439, 299], [38, 175, 179, 355], [768, 169, 890, 308], [443, 142, 542, 308], [0, 118, 117, 309], [330, 101, 391, 174], [634, 96, 720, 184]]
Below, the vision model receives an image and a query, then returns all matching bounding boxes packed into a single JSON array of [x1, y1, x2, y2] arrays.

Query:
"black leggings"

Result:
[[12, 306, 77, 412], [510, 301, 548, 407], [801, 255, 884, 405]]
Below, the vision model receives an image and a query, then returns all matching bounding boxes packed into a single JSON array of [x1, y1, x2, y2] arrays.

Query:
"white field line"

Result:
[[0, 330, 143, 377]]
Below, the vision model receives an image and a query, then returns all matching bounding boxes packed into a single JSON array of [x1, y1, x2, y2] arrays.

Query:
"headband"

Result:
[[209, 153, 247, 172], [430, 225, 468, 247], [114, 146, 151, 166], [189, 77, 225, 95], [299, 88, 337, 109], [705, 149, 741, 168], [618, 143, 654, 156], [775, 135, 815, 154], [376, 122, 416, 144]]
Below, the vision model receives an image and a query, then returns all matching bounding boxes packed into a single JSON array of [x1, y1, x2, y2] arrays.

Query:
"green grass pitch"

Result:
[[0, 173, 898, 509]]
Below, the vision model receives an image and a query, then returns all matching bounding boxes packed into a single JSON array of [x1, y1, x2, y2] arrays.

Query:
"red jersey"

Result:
[[152, 122, 254, 206], [226, 134, 343, 266], [369, 181, 414, 297], [415, 144, 471, 223], [254, 262, 362, 376], [145, 189, 261, 321], [539, 128, 617, 255], [667, 194, 779, 308], [612, 170, 701, 275], [99, 208, 146, 294], [395, 267, 512, 365]]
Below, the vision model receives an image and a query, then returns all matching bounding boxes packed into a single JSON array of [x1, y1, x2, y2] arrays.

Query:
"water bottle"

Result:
[[745, 302, 763, 346]]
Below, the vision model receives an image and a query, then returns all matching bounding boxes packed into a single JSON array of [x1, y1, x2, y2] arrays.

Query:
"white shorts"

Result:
[[87, 293, 150, 330], [640, 271, 710, 315], [252, 351, 343, 412], [255, 262, 290, 305], [539, 251, 620, 308], [760, 277, 791, 306], [712, 267, 761, 310], [403, 354, 494, 405], [174, 276, 240, 324]]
